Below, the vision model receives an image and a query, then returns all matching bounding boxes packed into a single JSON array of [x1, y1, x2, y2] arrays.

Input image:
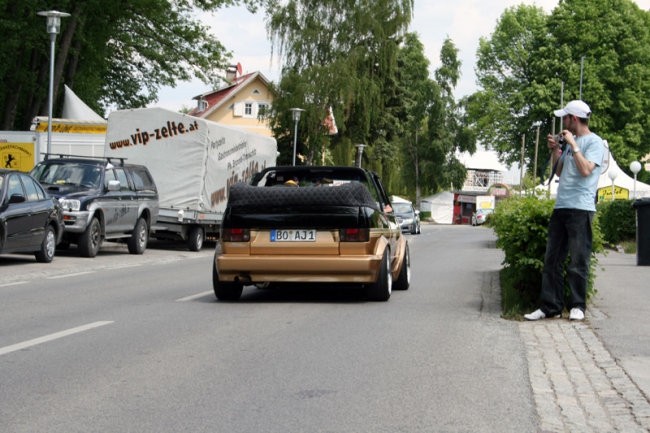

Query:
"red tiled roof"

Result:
[[188, 72, 263, 117]]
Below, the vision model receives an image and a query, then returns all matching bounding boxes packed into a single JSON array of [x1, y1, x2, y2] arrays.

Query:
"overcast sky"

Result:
[[155, 0, 650, 111]]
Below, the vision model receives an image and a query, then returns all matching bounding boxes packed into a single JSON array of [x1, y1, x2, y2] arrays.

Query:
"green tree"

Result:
[[265, 0, 414, 175], [0, 0, 262, 130], [468, 0, 650, 181]]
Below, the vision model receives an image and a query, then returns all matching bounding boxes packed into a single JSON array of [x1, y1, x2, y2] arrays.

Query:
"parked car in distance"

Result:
[[30, 155, 159, 257], [0, 169, 64, 262], [393, 201, 420, 234], [471, 208, 494, 226], [213, 165, 411, 302]]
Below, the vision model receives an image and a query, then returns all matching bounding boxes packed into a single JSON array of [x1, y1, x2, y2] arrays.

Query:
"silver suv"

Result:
[[31, 155, 159, 257]]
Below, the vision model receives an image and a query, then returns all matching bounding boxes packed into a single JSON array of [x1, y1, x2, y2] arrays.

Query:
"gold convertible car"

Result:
[[213, 166, 411, 301]]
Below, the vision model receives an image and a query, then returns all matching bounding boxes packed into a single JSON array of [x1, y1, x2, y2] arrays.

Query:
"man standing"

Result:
[[525, 100, 606, 321]]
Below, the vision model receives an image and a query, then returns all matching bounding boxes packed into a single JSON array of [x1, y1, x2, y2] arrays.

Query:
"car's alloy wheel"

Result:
[[35, 226, 56, 263], [366, 249, 391, 301], [79, 217, 102, 257], [394, 244, 410, 290], [128, 217, 148, 254], [212, 257, 243, 301]]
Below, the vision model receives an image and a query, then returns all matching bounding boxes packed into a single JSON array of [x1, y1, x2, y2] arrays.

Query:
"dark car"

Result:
[[393, 201, 421, 234], [30, 155, 159, 257], [213, 166, 411, 302], [0, 169, 64, 262]]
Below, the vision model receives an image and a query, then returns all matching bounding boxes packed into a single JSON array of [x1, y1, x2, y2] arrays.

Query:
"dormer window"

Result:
[[197, 98, 208, 112]]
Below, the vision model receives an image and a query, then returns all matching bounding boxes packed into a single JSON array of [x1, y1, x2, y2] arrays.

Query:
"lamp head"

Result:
[[38, 10, 71, 35], [630, 161, 642, 175], [608, 169, 618, 181], [289, 108, 304, 122]]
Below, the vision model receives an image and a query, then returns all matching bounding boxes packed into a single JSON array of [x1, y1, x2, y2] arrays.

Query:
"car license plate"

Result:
[[271, 229, 316, 242]]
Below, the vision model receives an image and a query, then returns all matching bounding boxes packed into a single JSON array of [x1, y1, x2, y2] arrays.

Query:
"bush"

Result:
[[596, 200, 635, 245], [491, 196, 604, 318]]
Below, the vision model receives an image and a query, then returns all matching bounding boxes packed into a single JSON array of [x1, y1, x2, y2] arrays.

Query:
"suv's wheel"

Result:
[[128, 217, 148, 254], [394, 244, 410, 290], [35, 225, 56, 263], [187, 226, 204, 251], [366, 249, 391, 301], [213, 258, 243, 301], [79, 217, 102, 258]]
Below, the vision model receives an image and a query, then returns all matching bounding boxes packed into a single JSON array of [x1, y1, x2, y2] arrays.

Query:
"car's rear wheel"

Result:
[[366, 249, 391, 301], [213, 258, 243, 301], [128, 217, 148, 254], [394, 244, 410, 291], [79, 217, 102, 257], [35, 225, 56, 263], [187, 226, 204, 251]]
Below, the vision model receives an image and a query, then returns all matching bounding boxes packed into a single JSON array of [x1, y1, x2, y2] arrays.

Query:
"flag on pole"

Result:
[[322, 106, 338, 135]]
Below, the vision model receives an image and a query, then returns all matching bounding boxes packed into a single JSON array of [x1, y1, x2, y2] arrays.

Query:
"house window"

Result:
[[245, 103, 253, 116], [258, 103, 268, 116]]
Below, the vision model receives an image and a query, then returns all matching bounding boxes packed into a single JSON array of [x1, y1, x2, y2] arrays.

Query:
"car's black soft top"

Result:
[[226, 181, 380, 211]]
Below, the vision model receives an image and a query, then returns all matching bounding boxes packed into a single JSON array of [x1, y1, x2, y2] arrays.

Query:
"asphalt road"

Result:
[[0, 226, 536, 433]]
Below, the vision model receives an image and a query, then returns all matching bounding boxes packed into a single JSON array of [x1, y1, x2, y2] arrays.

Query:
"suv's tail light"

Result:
[[222, 228, 250, 242], [339, 228, 369, 242]]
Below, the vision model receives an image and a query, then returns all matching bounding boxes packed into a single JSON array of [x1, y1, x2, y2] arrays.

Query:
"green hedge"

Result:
[[490, 196, 604, 318], [596, 200, 635, 245]]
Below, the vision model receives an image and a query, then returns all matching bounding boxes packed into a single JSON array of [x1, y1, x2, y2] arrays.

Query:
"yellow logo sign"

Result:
[[597, 186, 629, 202], [0, 142, 35, 171]]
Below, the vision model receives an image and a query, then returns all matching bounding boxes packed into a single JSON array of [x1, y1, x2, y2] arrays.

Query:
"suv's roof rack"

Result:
[[41, 153, 127, 166]]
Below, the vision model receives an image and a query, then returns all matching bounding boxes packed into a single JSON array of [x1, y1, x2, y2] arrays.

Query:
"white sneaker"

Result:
[[524, 309, 547, 321], [569, 308, 585, 321], [524, 309, 561, 321]]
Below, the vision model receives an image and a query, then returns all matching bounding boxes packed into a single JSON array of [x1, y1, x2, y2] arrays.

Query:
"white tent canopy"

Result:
[[62, 85, 105, 121], [536, 150, 650, 200], [420, 191, 454, 224]]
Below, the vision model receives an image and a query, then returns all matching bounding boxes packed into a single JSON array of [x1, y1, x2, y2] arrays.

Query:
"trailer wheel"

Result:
[[187, 226, 204, 251]]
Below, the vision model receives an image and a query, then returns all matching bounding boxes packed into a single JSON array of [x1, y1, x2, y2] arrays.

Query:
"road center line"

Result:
[[176, 290, 213, 302], [0, 281, 28, 287], [47, 271, 94, 279], [0, 321, 114, 356]]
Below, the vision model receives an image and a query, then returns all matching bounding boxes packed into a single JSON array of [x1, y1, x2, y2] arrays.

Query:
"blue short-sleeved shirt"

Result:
[[555, 132, 605, 211]]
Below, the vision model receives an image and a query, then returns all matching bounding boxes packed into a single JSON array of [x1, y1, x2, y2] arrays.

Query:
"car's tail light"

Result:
[[339, 228, 369, 242], [222, 228, 250, 242]]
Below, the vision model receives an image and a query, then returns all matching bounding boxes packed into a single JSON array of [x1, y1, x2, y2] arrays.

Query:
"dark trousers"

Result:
[[540, 209, 594, 316]]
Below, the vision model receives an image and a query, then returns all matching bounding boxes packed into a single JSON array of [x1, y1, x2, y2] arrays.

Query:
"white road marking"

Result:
[[47, 271, 94, 279], [0, 321, 114, 356], [176, 290, 213, 302], [0, 281, 28, 287]]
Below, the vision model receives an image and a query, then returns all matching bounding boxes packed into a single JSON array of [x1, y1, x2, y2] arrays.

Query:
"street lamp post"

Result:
[[289, 108, 304, 166], [532, 121, 542, 185], [355, 144, 366, 168], [630, 161, 642, 199], [38, 10, 70, 160], [608, 168, 618, 201]]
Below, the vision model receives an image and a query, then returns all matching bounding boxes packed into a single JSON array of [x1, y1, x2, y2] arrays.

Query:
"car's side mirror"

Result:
[[8, 193, 26, 204], [107, 180, 121, 191]]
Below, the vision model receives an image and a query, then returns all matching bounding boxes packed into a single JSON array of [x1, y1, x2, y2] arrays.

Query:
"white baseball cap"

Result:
[[553, 100, 591, 118]]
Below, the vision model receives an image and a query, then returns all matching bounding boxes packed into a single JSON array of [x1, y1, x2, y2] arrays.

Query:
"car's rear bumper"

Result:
[[216, 253, 383, 283]]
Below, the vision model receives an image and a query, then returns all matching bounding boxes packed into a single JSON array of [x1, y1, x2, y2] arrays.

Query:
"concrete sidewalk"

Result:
[[518, 251, 650, 432]]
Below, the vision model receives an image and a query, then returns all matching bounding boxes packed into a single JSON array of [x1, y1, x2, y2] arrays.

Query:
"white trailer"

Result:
[[104, 107, 277, 250]]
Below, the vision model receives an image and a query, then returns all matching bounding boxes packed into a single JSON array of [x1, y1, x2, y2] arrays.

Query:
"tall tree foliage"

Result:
[[393, 35, 474, 201], [265, 0, 413, 175], [468, 0, 650, 181], [0, 0, 260, 130]]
